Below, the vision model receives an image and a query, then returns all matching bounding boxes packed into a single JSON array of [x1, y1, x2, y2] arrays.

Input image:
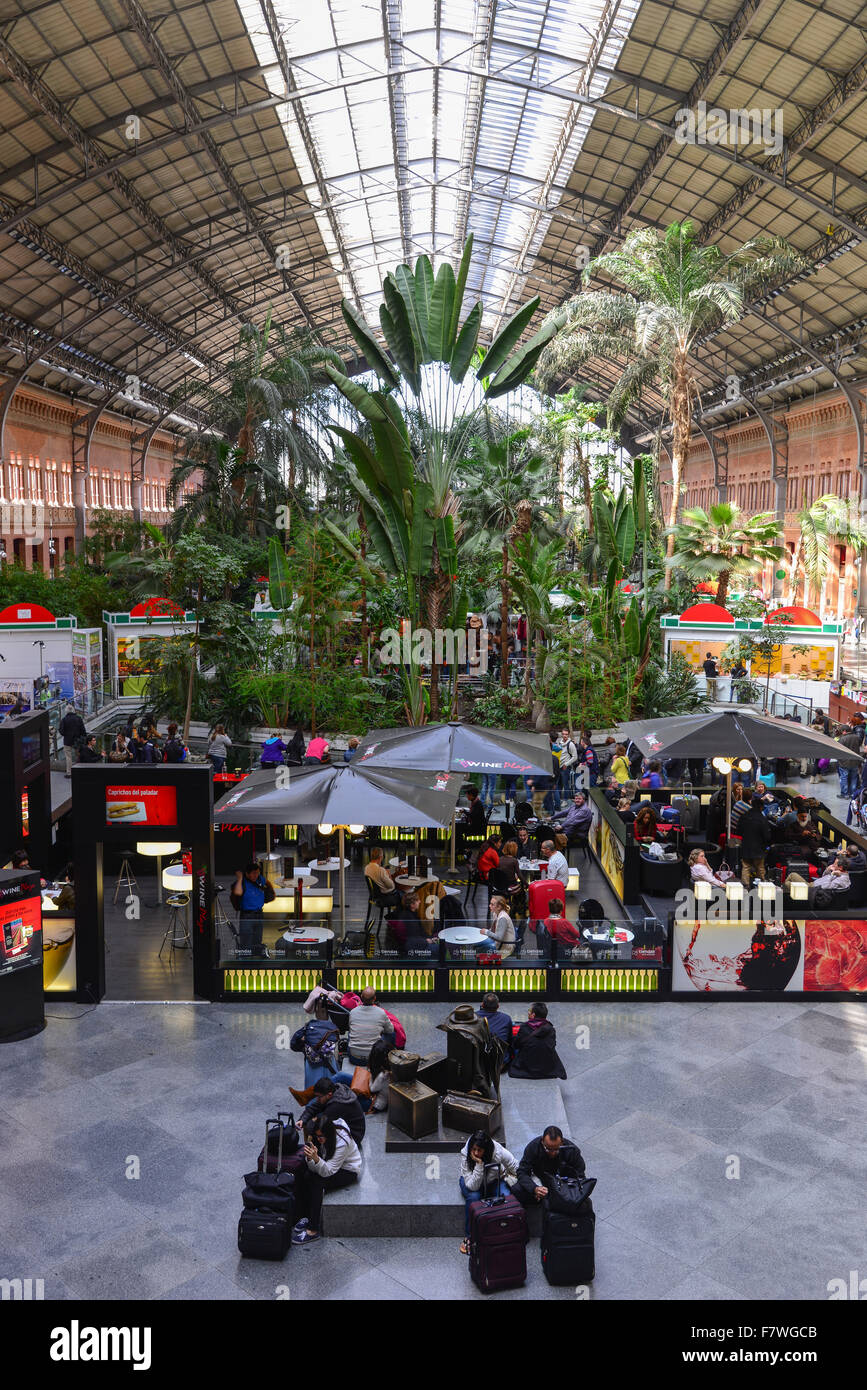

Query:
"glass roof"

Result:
[[238, 0, 640, 332]]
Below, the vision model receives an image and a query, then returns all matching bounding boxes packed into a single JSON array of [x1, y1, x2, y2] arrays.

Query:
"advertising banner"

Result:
[[595, 816, 625, 903], [105, 784, 178, 826], [804, 919, 867, 992], [673, 918, 805, 993], [0, 892, 42, 978]]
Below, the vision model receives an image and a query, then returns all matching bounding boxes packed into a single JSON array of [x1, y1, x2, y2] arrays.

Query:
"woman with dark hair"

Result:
[[457, 1130, 519, 1254], [633, 804, 659, 842], [476, 834, 502, 884], [285, 728, 306, 766], [292, 1115, 363, 1244]]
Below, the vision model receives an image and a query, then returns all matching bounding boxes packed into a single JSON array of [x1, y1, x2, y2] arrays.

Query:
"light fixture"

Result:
[[317, 823, 334, 836], [737, 759, 752, 772], [137, 841, 181, 857], [162, 865, 192, 891], [41, 895, 58, 912], [348, 824, 365, 836], [300, 893, 333, 914], [712, 757, 733, 775], [788, 880, 808, 901], [725, 880, 744, 901], [694, 880, 712, 901], [566, 869, 581, 892], [758, 880, 776, 902]]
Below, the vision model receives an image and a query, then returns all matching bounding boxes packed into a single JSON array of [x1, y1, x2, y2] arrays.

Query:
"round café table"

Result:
[[307, 857, 349, 889], [395, 874, 439, 889], [279, 925, 334, 943]]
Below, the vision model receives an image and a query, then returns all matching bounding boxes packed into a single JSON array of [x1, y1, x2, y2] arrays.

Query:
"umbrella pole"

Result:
[[339, 825, 346, 933], [450, 813, 456, 872], [726, 770, 732, 849]]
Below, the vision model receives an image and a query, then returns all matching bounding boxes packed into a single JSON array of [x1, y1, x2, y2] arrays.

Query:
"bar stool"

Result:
[[159, 893, 190, 959], [113, 853, 139, 905]]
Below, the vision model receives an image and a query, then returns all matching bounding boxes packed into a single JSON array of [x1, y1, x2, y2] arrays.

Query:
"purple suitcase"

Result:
[[257, 1113, 303, 1174], [468, 1167, 528, 1293]]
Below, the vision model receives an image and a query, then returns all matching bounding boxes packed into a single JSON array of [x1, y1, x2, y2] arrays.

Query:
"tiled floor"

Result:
[[2, 995, 866, 1300]]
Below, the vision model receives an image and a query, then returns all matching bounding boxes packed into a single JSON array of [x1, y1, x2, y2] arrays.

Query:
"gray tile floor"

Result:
[[2, 995, 866, 1300]]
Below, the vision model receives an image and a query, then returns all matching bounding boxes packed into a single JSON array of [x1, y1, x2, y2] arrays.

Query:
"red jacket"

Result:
[[477, 847, 499, 882]]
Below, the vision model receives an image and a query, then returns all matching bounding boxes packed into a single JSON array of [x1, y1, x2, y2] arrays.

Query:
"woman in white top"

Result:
[[688, 848, 725, 888], [485, 895, 516, 959], [458, 1129, 520, 1253], [292, 1116, 363, 1244]]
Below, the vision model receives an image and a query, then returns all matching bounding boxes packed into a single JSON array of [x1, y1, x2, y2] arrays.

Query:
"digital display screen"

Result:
[[20, 733, 41, 770], [0, 893, 42, 978], [105, 784, 178, 826]]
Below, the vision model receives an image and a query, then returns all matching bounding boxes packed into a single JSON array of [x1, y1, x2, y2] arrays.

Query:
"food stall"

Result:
[[103, 597, 195, 701], [0, 602, 103, 715]]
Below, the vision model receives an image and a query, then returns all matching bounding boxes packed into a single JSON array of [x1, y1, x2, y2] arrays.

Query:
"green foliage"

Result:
[[638, 652, 710, 718], [467, 685, 529, 729], [229, 665, 400, 732], [0, 558, 132, 629]]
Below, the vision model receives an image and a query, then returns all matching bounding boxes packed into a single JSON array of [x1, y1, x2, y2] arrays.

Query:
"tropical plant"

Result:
[[638, 650, 710, 717], [532, 387, 618, 516], [507, 533, 566, 727], [667, 501, 785, 607], [325, 234, 561, 718], [536, 220, 804, 584], [167, 438, 249, 537], [788, 493, 867, 608]]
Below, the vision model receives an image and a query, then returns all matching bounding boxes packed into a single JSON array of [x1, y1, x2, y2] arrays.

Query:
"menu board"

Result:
[[105, 784, 178, 826], [0, 892, 42, 978]]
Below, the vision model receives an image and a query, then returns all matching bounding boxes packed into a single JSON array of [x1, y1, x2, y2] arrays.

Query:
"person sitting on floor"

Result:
[[476, 992, 513, 1052], [508, 1001, 567, 1080], [513, 1125, 586, 1208], [292, 1116, 363, 1245], [457, 1130, 520, 1255]]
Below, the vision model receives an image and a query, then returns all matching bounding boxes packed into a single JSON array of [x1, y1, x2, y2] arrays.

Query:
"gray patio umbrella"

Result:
[[355, 721, 553, 868], [618, 710, 862, 843], [214, 763, 464, 925], [618, 710, 863, 764]]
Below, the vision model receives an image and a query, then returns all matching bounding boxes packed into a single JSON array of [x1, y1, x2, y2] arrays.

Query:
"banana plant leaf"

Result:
[[478, 297, 540, 382], [340, 300, 400, 388]]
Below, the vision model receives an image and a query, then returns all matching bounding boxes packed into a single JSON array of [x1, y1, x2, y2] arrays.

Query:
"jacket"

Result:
[[516, 1135, 585, 1201], [300, 1082, 366, 1146], [476, 1005, 513, 1047], [59, 711, 86, 746], [838, 731, 863, 769], [437, 1007, 505, 1100], [737, 806, 772, 860], [460, 1139, 519, 1189], [509, 1018, 567, 1080], [290, 1018, 339, 1067], [305, 1117, 363, 1178]]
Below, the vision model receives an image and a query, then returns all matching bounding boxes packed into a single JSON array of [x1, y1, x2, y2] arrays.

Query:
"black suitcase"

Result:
[[245, 1119, 297, 1220], [238, 1208, 291, 1260], [468, 1166, 528, 1293], [541, 1204, 595, 1285], [257, 1113, 300, 1173]]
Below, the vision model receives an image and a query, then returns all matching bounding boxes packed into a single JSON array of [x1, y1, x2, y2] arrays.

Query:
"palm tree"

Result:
[[167, 438, 248, 537], [508, 533, 565, 727], [459, 438, 554, 687], [667, 502, 785, 607], [537, 220, 804, 586], [788, 493, 867, 609]]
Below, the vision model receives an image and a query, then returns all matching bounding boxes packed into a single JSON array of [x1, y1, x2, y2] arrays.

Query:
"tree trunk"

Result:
[[576, 441, 592, 523], [500, 541, 510, 689], [664, 353, 691, 590], [183, 606, 199, 744], [359, 507, 369, 675], [716, 568, 731, 608]]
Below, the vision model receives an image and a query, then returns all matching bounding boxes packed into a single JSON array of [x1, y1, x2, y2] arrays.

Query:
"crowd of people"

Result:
[[281, 981, 572, 1249]]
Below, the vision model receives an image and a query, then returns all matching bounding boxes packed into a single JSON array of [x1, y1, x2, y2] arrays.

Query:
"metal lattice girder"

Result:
[[696, 422, 728, 501], [380, 0, 413, 264], [118, 0, 317, 328], [452, 0, 497, 256]]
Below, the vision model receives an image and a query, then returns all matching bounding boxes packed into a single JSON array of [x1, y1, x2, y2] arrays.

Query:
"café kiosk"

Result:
[[72, 764, 214, 1001]]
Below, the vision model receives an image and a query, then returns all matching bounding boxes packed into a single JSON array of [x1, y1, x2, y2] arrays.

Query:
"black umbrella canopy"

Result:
[[354, 721, 552, 777], [618, 711, 863, 763], [213, 762, 465, 827]]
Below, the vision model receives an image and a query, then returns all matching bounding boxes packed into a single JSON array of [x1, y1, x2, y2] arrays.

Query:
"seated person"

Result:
[[783, 808, 821, 851], [794, 854, 851, 907], [508, 1002, 567, 1080], [298, 1076, 366, 1147], [386, 891, 421, 949], [540, 838, 569, 887], [476, 834, 502, 883], [633, 804, 659, 842], [292, 1116, 363, 1244], [54, 862, 75, 912], [330, 1037, 392, 1115], [457, 1131, 520, 1255], [843, 842, 867, 872], [515, 824, 534, 860], [477, 991, 514, 1052], [347, 988, 395, 1067], [729, 782, 750, 831], [363, 847, 401, 907], [689, 847, 726, 888], [457, 785, 487, 850], [551, 792, 593, 842], [513, 1125, 586, 1208], [496, 838, 521, 887], [776, 796, 808, 832], [484, 895, 516, 959], [543, 897, 580, 948]]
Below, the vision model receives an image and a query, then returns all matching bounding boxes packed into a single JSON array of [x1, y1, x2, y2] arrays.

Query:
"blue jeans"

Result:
[[504, 777, 517, 803], [331, 1070, 372, 1112], [839, 767, 859, 798], [460, 1176, 511, 1234], [209, 755, 225, 774], [481, 774, 497, 807]]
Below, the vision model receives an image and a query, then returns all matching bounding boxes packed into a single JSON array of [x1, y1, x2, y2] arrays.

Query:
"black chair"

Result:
[[847, 868, 867, 908], [639, 853, 684, 898], [363, 878, 391, 937], [464, 864, 482, 908], [567, 831, 591, 863]]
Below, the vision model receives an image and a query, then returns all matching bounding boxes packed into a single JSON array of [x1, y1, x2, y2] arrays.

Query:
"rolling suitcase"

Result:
[[541, 1205, 595, 1285], [671, 782, 700, 832], [238, 1208, 291, 1260], [257, 1114, 301, 1174], [245, 1119, 297, 1220], [468, 1166, 527, 1293], [528, 877, 562, 924]]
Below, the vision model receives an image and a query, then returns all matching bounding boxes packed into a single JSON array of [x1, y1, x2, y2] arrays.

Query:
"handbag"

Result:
[[546, 1173, 597, 1215], [350, 1066, 372, 1100]]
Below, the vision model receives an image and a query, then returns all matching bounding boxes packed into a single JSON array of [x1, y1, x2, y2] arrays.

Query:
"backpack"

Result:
[[303, 1022, 339, 1069], [163, 738, 186, 763]]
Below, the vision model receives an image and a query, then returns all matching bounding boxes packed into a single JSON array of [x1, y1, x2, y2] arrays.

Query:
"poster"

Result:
[[105, 784, 178, 826], [117, 634, 165, 697], [0, 677, 31, 713], [0, 893, 42, 978], [72, 632, 89, 705], [672, 919, 804, 993], [47, 660, 74, 700], [804, 919, 867, 992], [595, 816, 625, 902]]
